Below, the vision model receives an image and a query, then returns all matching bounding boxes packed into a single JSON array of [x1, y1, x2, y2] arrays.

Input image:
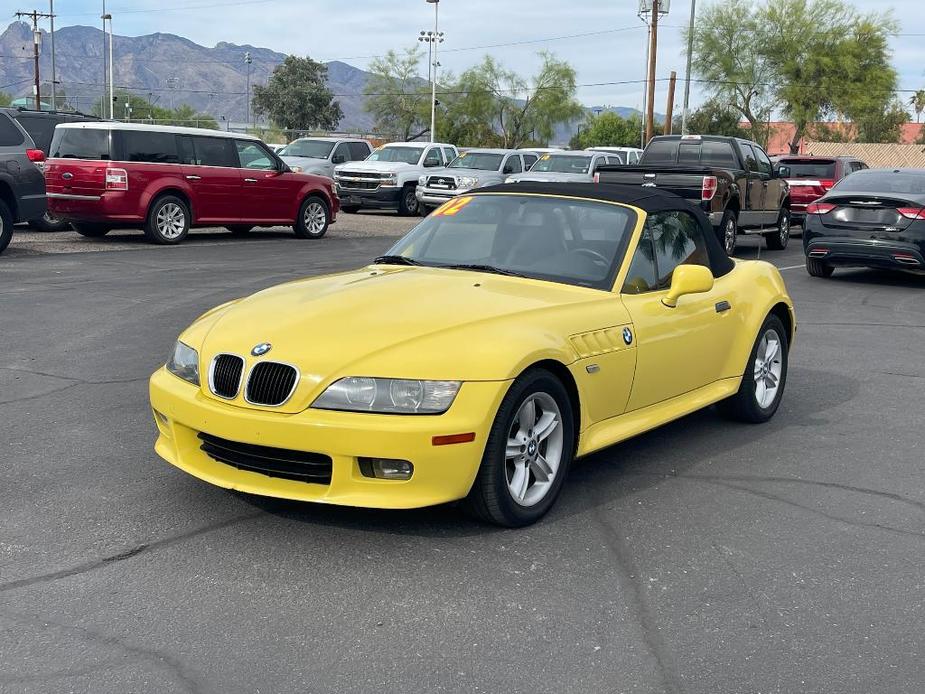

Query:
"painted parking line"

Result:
[[777, 264, 806, 271]]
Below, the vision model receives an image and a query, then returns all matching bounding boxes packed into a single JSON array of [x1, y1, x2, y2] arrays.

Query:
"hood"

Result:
[[193, 267, 607, 413], [282, 155, 329, 170], [433, 167, 501, 180], [335, 160, 418, 174], [507, 172, 593, 183]]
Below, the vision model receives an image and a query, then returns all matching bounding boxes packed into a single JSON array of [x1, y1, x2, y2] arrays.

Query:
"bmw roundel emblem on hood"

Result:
[[251, 343, 272, 357], [622, 327, 633, 345]]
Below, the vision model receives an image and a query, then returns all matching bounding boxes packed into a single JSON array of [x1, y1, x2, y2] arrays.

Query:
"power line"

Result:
[[54, 0, 281, 18]]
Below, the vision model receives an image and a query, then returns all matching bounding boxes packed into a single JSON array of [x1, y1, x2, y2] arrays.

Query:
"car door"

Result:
[[522, 153, 538, 170], [620, 210, 741, 411], [348, 141, 372, 162], [753, 145, 780, 225], [737, 143, 763, 227], [234, 139, 302, 223], [422, 147, 443, 170], [502, 153, 522, 177], [327, 142, 352, 178], [180, 135, 243, 224]]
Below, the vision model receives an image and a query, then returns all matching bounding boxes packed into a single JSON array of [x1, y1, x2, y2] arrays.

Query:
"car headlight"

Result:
[[166, 341, 200, 386], [312, 377, 461, 414], [418, 175, 428, 186], [289, 165, 304, 173], [381, 174, 398, 186], [457, 176, 478, 188]]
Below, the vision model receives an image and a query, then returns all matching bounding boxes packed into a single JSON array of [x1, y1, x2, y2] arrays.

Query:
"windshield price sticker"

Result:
[[540, 154, 551, 160], [432, 196, 474, 217]]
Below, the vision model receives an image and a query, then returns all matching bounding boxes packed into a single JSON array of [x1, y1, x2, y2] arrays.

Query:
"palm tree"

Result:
[[912, 90, 925, 124]]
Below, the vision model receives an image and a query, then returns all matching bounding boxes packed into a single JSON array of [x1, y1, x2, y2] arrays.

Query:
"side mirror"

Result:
[[776, 164, 790, 179], [661, 265, 714, 308], [332, 154, 346, 164]]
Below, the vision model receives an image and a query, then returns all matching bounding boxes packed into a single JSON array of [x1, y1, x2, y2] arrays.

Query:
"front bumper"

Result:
[[334, 185, 402, 209], [416, 186, 473, 207], [149, 367, 510, 509], [804, 237, 925, 270]]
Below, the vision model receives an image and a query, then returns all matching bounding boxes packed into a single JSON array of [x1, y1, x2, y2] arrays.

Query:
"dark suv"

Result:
[[2, 108, 100, 231], [0, 111, 46, 254]]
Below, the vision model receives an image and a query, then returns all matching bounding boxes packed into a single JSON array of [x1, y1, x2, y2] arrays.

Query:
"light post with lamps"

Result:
[[102, 12, 113, 118], [244, 52, 253, 128], [421, 0, 444, 142]]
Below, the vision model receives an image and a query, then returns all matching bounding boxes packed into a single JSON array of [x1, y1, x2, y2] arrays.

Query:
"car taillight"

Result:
[[701, 175, 718, 201], [805, 202, 836, 215], [820, 179, 835, 190], [105, 167, 128, 191], [896, 207, 925, 220], [26, 148, 45, 163]]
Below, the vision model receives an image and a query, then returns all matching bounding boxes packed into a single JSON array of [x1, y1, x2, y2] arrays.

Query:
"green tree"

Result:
[[689, 0, 774, 143], [672, 99, 747, 138], [0, 91, 13, 107], [364, 47, 430, 141], [445, 52, 583, 148], [913, 90, 925, 124], [90, 91, 217, 128], [252, 55, 342, 132], [569, 111, 641, 149]]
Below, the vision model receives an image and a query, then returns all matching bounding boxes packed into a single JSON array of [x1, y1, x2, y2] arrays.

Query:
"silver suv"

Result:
[[506, 150, 619, 184], [416, 149, 538, 214], [279, 137, 373, 179]]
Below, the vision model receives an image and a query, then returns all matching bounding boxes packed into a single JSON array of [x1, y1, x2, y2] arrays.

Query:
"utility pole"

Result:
[[244, 52, 252, 127], [422, 0, 444, 143], [15, 11, 52, 110], [681, 0, 696, 135], [644, 0, 659, 144], [102, 0, 107, 117], [663, 71, 677, 135], [49, 0, 56, 109]]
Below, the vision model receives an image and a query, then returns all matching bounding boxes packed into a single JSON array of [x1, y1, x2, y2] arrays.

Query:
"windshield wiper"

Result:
[[440, 263, 527, 277], [373, 255, 424, 266]]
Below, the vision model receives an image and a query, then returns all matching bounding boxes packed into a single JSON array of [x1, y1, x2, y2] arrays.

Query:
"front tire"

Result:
[[765, 208, 790, 250], [717, 314, 788, 423], [294, 195, 329, 239], [29, 210, 71, 232], [0, 199, 13, 254], [463, 369, 575, 527], [144, 195, 190, 245], [72, 222, 111, 238], [806, 256, 834, 278], [418, 203, 433, 217], [720, 209, 738, 256], [398, 185, 419, 216]]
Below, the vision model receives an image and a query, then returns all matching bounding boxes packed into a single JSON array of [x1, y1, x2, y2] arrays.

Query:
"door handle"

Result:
[[244, 178, 258, 184], [185, 175, 201, 181], [715, 300, 732, 313]]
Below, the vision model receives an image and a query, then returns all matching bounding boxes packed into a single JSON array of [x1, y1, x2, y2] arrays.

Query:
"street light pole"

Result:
[[106, 15, 114, 119], [681, 0, 696, 135], [49, 0, 56, 110], [244, 51, 253, 128], [101, 0, 106, 117], [425, 0, 443, 143]]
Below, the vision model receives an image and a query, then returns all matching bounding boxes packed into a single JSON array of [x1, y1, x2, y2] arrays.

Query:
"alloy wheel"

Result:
[[404, 189, 418, 214], [505, 392, 564, 507], [303, 201, 327, 235], [753, 328, 783, 408], [156, 202, 186, 239], [724, 217, 737, 255], [779, 214, 790, 245]]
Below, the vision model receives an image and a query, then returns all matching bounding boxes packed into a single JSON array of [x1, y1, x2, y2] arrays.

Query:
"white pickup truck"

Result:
[[333, 141, 458, 215]]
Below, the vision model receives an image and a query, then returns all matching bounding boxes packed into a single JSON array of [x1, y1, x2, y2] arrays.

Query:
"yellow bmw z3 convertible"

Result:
[[150, 182, 795, 527]]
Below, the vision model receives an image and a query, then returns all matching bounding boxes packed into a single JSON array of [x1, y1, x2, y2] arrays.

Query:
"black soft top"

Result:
[[473, 182, 735, 277]]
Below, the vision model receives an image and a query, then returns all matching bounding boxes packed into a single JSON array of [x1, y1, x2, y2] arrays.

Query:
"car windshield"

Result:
[[832, 170, 925, 195], [448, 152, 504, 171], [367, 146, 424, 164], [279, 139, 335, 159], [782, 160, 836, 179], [530, 155, 593, 174], [381, 194, 637, 290]]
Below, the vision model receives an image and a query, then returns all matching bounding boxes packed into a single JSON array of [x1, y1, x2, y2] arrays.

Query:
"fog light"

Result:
[[358, 457, 414, 480]]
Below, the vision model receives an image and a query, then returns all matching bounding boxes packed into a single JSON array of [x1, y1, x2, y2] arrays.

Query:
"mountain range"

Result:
[[1, 21, 655, 143]]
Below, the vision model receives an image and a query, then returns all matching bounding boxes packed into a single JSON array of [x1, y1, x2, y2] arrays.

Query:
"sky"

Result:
[[19, 0, 925, 111]]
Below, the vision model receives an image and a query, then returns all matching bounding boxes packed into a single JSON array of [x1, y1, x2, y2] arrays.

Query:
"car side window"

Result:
[[0, 114, 26, 147], [331, 142, 350, 163], [522, 153, 538, 169], [648, 210, 712, 289], [235, 141, 277, 170], [189, 136, 238, 167], [754, 147, 773, 177], [442, 147, 456, 163], [424, 148, 442, 167], [504, 155, 522, 174], [121, 130, 180, 164], [622, 224, 658, 294], [739, 143, 759, 173], [348, 142, 370, 160]]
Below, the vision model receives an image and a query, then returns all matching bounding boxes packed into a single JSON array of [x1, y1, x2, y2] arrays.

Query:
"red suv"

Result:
[[772, 155, 867, 224], [45, 122, 338, 244]]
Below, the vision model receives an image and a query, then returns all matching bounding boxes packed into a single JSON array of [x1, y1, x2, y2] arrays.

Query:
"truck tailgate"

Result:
[[597, 166, 712, 203]]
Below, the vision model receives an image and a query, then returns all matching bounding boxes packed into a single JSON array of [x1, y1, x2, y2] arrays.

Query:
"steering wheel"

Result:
[[571, 248, 610, 266]]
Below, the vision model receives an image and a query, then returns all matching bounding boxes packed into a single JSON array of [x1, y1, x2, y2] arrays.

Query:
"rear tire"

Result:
[[294, 195, 329, 239], [226, 225, 254, 235], [72, 222, 111, 238], [398, 185, 419, 216], [719, 209, 738, 256], [0, 199, 13, 254], [717, 314, 788, 423], [29, 211, 71, 232], [463, 369, 575, 527], [806, 256, 834, 278], [765, 208, 790, 250], [144, 195, 190, 245]]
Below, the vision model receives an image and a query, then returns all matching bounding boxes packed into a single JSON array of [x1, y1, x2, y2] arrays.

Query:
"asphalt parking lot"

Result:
[[1, 220, 923, 694]]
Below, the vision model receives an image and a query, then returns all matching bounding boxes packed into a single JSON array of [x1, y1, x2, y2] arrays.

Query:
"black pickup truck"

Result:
[[596, 135, 791, 255]]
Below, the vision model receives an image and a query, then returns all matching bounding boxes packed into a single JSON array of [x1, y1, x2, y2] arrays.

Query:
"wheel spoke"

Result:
[[765, 372, 778, 388], [505, 438, 522, 460], [518, 398, 536, 433], [755, 379, 766, 405], [765, 338, 780, 363], [530, 455, 553, 482], [510, 463, 530, 501], [533, 411, 558, 441]]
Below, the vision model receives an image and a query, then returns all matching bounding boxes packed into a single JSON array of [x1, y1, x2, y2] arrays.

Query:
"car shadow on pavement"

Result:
[[235, 365, 858, 535], [822, 267, 925, 288]]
